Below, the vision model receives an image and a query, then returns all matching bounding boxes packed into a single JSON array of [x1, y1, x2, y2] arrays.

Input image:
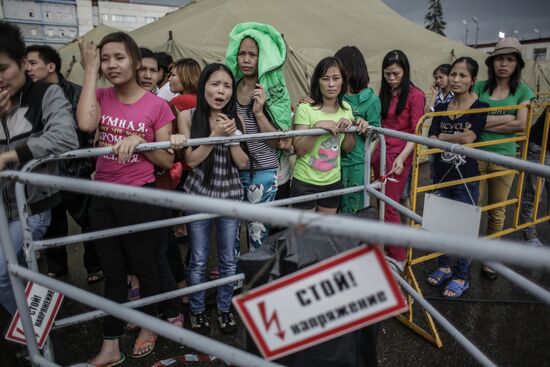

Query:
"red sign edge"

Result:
[[5, 282, 64, 349], [233, 245, 408, 360]]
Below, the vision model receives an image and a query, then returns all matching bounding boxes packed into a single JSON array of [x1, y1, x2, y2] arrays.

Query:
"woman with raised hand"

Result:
[[292, 57, 368, 214], [77, 32, 177, 364], [375, 50, 425, 265], [473, 38, 535, 279], [426, 57, 488, 297], [334, 46, 381, 213], [170, 63, 249, 335]]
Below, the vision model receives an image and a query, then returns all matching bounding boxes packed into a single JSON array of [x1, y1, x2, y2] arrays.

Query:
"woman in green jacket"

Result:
[[334, 46, 381, 213]]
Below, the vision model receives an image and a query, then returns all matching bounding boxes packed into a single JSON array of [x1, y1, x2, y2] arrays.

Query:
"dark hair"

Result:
[[379, 50, 412, 118], [191, 63, 250, 184], [451, 57, 479, 92], [0, 21, 26, 63], [98, 32, 141, 77], [155, 51, 173, 74], [26, 45, 62, 74], [433, 63, 451, 77], [485, 53, 523, 95], [334, 46, 370, 94], [139, 47, 158, 64], [309, 57, 348, 109], [170, 57, 201, 94]]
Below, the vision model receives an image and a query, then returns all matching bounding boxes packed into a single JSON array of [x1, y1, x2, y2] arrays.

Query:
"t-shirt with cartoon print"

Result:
[[292, 102, 354, 186], [95, 87, 174, 186], [429, 100, 488, 183]]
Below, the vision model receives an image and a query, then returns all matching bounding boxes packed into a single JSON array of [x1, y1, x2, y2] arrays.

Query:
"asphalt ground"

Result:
[[1, 164, 549, 367]]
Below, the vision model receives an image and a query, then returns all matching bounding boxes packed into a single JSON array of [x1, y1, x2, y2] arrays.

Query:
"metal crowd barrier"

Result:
[[2, 125, 550, 366], [2, 127, 386, 366], [405, 102, 550, 346]]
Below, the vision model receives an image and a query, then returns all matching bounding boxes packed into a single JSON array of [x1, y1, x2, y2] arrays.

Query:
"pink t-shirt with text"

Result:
[[95, 87, 174, 186]]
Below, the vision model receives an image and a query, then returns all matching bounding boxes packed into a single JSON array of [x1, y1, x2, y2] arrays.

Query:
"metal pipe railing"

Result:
[[386, 258, 496, 367], [3, 171, 550, 270], [8, 264, 283, 367]]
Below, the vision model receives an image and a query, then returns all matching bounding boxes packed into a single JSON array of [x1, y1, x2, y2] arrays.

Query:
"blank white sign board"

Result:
[[422, 193, 481, 238]]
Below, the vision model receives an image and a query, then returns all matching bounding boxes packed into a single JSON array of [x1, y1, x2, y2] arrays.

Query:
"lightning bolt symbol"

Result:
[[258, 301, 285, 340]]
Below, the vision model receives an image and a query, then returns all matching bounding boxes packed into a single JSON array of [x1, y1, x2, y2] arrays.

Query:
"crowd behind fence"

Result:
[[1, 109, 550, 366]]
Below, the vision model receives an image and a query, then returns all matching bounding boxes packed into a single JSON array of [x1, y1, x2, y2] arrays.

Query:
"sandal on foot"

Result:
[[167, 314, 184, 328], [442, 279, 469, 298], [481, 267, 497, 280], [128, 288, 140, 301], [87, 352, 125, 367], [426, 269, 452, 286], [87, 271, 104, 285], [126, 322, 139, 333], [132, 333, 157, 359]]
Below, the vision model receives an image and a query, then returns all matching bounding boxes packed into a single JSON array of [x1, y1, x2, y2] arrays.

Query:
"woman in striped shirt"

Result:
[[170, 63, 249, 335]]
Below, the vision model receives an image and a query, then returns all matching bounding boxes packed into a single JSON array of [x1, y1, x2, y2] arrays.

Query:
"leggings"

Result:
[[89, 188, 164, 338]]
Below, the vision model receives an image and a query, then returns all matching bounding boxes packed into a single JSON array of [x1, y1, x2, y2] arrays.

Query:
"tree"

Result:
[[424, 0, 446, 36]]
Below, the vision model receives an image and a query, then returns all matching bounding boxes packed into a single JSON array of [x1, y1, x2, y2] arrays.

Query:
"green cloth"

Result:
[[293, 102, 354, 185], [341, 87, 381, 166], [225, 22, 292, 131], [473, 80, 535, 156], [340, 163, 365, 213]]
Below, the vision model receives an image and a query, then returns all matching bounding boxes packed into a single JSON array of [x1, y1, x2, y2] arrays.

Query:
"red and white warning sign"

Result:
[[5, 282, 64, 349], [233, 245, 407, 360]]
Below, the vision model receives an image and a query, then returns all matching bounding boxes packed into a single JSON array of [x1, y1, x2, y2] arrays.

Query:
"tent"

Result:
[[60, 0, 550, 102]]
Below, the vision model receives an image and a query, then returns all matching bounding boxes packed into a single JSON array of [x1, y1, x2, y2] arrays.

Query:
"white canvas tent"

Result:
[[60, 0, 550, 101]]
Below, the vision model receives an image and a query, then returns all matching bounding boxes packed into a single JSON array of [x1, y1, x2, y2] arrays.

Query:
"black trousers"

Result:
[[44, 200, 101, 275], [89, 192, 165, 338]]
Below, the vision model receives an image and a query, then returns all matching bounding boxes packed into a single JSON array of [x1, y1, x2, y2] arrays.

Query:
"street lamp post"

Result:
[[472, 17, 479, 47], [462, 19, 469, 45]]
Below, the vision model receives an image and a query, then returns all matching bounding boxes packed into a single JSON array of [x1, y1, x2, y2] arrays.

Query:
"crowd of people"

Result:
[[0, 18, 547, 365]]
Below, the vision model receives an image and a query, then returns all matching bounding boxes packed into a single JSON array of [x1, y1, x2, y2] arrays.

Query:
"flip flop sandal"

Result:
[[87, 271, 104, 285], [442, 279, 470, 298], [426, 269, 452, 286], [87, 352, 125, 367], [128, 287, 140, 301], [132, 333, 158, 359], [167, 314, 184, 328]]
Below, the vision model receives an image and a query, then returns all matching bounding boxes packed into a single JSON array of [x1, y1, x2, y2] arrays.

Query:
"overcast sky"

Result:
[[382, 0, 550, 45]]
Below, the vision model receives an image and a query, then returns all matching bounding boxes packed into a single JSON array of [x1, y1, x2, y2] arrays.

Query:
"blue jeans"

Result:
[[436, 182, 479, 280], [521, 143, 550, 240], [0, 210, 51, 315], [187, 214, 238, 313], [235, 169, 278, 253]]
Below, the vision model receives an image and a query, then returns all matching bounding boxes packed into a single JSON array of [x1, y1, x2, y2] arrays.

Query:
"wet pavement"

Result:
[[1, 166, 549, 367]]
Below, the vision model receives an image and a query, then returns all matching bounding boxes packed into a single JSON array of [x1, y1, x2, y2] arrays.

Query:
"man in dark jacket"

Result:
[[25, 44, 102, 283], [0, 21, 78, 315]]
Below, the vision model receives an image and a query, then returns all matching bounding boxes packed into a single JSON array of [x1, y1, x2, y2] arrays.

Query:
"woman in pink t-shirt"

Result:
[[77, 32, 176, 364], [374, 50, 425, 265]]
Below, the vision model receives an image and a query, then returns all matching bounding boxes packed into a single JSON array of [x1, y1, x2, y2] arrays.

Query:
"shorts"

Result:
[[290, 178, 342, 210]]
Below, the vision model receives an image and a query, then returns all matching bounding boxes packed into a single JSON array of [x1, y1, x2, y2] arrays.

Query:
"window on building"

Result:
[[111, 14, 137, 23], [145, 16, 157, 24], [533, 48, 547, 61], [101, 14, 109, 22], [29, 10, 34, 17]]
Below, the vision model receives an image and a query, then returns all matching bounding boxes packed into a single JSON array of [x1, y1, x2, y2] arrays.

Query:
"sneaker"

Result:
[[190, 312, 210, 334], [217, 310, 237, 334], [233, 279, 244, 292], [526, 237, 544, 247]]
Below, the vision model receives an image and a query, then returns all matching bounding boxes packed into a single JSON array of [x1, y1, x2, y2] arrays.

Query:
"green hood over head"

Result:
[[226, 22, 291, 130]]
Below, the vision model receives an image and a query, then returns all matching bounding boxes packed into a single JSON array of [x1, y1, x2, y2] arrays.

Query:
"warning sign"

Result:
[[233, 245, 407, 360], [5, 282, 64, 349]]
